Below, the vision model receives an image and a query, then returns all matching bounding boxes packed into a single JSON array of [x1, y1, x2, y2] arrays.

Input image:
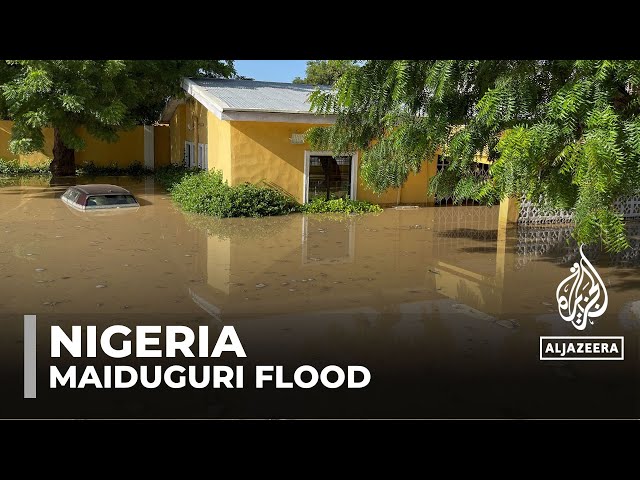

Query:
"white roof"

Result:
[[175, 78, 336, 124], [187, 78, 329, 113]]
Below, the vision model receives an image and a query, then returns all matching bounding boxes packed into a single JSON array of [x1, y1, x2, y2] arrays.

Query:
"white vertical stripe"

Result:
[[143, 125, 155, 170]]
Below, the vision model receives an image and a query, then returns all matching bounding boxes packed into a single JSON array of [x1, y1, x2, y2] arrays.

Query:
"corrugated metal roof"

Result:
[[187, 78, 330, 113]]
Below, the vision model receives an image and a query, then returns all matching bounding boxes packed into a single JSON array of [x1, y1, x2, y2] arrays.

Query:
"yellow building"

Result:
[[161, 78, 442, 205]]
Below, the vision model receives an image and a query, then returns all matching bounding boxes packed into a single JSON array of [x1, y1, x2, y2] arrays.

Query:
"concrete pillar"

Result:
[[498, 196, 519, 228], [495, 199, 519, 316]]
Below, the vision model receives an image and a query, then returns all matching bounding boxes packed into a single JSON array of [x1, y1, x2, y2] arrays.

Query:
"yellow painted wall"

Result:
[[185, 99, 209, 145], [226, 120, 442, 205], [170, 103, 187, 164], [229, 121, 325, 202], [169, 99, 210, 168], [0, 120, 54, 166], [356, 155, 439, 205], [1, 120, 151, 168], [75, 127, 144, 168], [154, 124, 171, 168], [207, 111, 232, 182]]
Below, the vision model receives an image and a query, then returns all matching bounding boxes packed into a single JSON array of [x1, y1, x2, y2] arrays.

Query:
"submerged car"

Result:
[[61, 184, 140, 211]]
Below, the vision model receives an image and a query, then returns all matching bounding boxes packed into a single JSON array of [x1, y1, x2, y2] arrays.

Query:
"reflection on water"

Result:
[[1, 176, 639, 418], [516, 224, 640, 268], [2, 176, 639, 328]]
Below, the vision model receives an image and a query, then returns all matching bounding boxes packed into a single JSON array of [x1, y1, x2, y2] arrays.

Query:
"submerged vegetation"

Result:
[[170, 170, 299, 218], [302, 196, 382, 214], [1, 158, 152, 177], [75, 161, 152, 177], [154, 163, 203, 190], [0, 157, 51, 176], [167, 168, 382, 218]]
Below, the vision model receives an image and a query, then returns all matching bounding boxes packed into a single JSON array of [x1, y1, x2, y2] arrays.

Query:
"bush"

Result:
[[302, 196, 383, 214], [154, 163, 200, 191], [170, 170, 230, 216], [76, 161, 152, 177], [170, 170, 299, 218], [226, 183, 300, 217], [0, 157, 51, 175]]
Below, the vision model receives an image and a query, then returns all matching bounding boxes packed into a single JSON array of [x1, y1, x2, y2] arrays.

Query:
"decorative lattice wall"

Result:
[[613, 196, 640, 218], [518, 196, 640, 225], [514, 224, 640, 269]]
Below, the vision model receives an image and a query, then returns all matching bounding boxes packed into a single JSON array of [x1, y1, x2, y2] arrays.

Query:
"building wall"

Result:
[[207, 111, 232, 182], [0, 120, 54, 166], [169, 99, 211, 168], [229, 121, 323, 202], [1, 120, 167, 169], [185, 99, 209, 146], [75, 127, 144, 168], [170, 103, 187, 164], [224, 118, 442, 204], [356, 155, 439, 205], [154, 124, 171, 168]]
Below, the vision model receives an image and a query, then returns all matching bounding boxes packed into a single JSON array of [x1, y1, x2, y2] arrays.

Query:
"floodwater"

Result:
[[1, 176, 639, 418]]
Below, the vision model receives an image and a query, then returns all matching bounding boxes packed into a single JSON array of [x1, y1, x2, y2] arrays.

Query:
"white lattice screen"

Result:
[[518, 196, 640, 225]]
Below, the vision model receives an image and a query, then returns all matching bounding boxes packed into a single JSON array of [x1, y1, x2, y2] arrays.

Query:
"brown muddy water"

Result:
[[1, 176, 639, 418]]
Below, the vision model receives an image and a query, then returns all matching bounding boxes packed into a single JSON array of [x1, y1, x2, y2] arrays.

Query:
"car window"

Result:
[[85, 195, 138, 207], [63, 189, 80, 203]]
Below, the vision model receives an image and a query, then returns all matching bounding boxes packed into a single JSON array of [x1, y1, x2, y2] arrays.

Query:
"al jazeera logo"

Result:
[[540, 245, 624, 360]]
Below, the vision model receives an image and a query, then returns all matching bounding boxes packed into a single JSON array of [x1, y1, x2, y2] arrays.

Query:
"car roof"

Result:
[[71, 184, 133, 195]]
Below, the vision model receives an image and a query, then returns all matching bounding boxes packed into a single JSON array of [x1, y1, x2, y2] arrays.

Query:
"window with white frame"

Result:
[[185, 141, 195, 168], [304, 151, 357, 203], [198, 143, 208, 170]]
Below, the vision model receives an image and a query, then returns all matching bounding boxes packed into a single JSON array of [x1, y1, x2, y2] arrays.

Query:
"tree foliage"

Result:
[[0, 60, 234, 174], [293, 60, 358, 86], [306, 60, 640, 252]]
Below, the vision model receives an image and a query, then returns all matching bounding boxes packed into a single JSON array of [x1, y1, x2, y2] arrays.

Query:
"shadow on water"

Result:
[[49, 176, 77, 187], [437, 228, 498, 241], [458, 246, 500, 254]]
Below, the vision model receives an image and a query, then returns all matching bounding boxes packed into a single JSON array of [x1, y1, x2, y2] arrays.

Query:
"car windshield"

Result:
[[85, 195, 138, 207]]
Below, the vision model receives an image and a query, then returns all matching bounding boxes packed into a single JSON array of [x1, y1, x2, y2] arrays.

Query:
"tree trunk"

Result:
[[51, 128, 76, 176]]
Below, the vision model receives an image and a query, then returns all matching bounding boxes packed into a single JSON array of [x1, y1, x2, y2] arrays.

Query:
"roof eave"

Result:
[[219, 110, 336, 124], [159, 97, 185, 124]]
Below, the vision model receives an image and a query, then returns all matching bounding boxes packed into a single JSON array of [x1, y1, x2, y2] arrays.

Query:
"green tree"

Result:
[[0, 60, 234, 176], [293, 60, 357, 86], [307, 60, 640, 252]]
